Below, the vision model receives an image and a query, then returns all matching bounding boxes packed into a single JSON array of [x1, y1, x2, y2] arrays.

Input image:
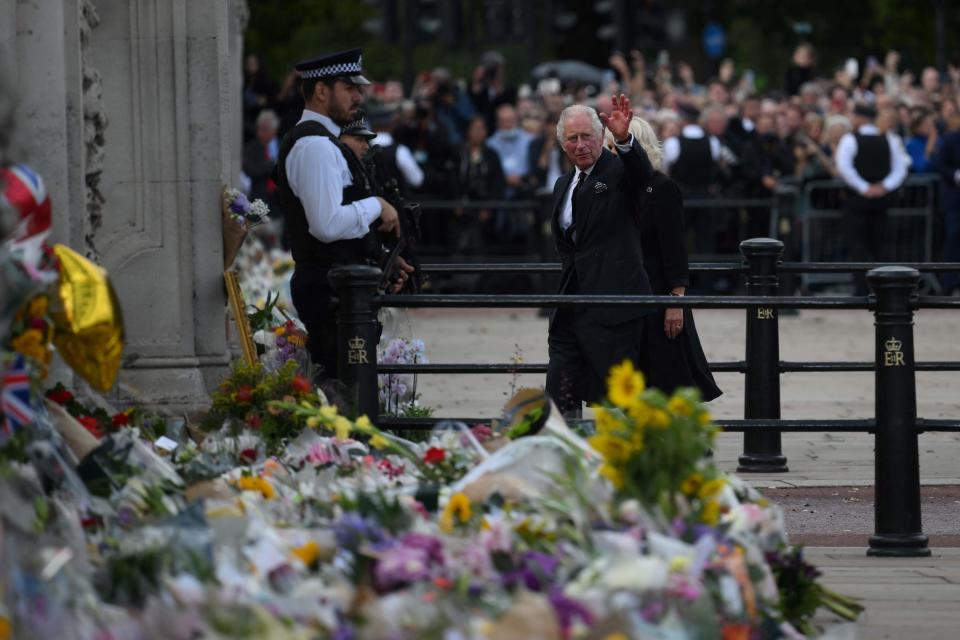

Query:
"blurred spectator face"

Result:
[[803, 113, 823, 142], [800, 84, 820, 109], [496, 105, 518, 132], [793, 44, 814, 67], [830, 86, 849, 111], [256, 115, 277, 145], [595, 95, 614, 117], [742, 98, 761, 122], [877, 108, 897, 133], [826, 121, 849, 146], [245, 54, 260, 76], [340, 134, 370, 159], [942, 98, 958, 121], [921, 67, 940, 93], [756, 113, 776, 136], [560, 112, 602, 170], [521, 115, 542, 135], [466, 117, 488, 146], [707, 82, 729, 105], [785, 107, 804, 135], [659, 119, 680, 139], [383, 81, 405, 104], [719, 58, 735, 84], [703, 109, 727, 136]]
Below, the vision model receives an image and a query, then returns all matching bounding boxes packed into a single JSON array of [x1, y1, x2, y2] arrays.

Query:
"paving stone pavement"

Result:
[[396, 307, 960, 637]]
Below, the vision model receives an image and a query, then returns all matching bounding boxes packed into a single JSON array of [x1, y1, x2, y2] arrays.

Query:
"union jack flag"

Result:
[[1, 355, 36, 443]]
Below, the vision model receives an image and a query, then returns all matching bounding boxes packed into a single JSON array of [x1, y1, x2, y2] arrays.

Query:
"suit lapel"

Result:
[[573, 150, 612, 233]]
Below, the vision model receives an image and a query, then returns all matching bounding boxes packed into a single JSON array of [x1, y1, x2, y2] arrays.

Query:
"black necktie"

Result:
[[567, 171, 587, 243]]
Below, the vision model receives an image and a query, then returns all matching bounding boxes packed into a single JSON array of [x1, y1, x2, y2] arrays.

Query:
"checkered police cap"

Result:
[[295, 48, 370, 85]]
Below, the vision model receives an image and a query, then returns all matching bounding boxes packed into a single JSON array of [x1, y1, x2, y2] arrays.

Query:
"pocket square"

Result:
[[593, 181, 608, 193]]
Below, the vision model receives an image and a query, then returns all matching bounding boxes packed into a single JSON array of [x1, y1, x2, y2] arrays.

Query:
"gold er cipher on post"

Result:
[[756, 307, 774, 320], [348, 336, 368, 364], [883, 337, 905, 367]]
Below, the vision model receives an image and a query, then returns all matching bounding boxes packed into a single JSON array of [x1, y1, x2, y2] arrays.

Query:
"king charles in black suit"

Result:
[[546, 95, 655, 412]]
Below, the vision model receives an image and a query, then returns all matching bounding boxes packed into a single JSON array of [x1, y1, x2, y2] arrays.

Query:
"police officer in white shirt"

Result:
[[835, 102, 909, 293], [275, 48, 413, 378]]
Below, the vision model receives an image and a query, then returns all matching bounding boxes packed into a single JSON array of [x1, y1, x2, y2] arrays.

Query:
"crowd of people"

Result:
[[242, 44, 960, 293]]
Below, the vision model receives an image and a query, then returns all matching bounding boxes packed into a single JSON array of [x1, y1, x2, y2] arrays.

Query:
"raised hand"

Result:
[[599, 93, 634, 143]]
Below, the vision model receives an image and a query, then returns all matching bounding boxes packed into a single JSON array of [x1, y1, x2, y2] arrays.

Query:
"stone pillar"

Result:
[[1, 0, 248, 411]]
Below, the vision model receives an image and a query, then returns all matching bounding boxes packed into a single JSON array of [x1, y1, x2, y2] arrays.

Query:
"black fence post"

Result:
[[738, 238, 789, 472], [328, 265, 381, 420], [867, 266, 930, 557]]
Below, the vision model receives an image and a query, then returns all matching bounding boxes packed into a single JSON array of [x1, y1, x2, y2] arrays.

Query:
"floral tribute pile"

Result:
[[0, 169, 861, 639]]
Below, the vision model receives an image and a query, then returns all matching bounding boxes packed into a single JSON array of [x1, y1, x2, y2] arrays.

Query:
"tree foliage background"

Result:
[[245, 0, 958, 91]]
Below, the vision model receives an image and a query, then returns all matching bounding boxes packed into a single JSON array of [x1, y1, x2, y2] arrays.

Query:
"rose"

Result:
[[112, 412, 130, 428], [47, 387, 73, 405], [235, 386, 254, 404], [291, 375, 311, 394], [423, 447, 445, 464], [79, 415, 104, 439]]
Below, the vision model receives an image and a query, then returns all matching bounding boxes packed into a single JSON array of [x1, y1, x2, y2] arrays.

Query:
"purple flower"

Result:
[[229, 193, 251, 215], [334, 513, 389, 550], [501, 550, 560, 591], [548, 588, 594, 633], [399, 532, 445, 566], [375, 545, 431, 590]]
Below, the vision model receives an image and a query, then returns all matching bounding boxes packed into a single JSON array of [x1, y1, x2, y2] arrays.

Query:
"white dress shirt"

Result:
[[558, 136, 636, 231], [662, 124, 722, 172], [835, 124, 909, 195], [372, 132, 425, 188], [285, 109, 381, 243]]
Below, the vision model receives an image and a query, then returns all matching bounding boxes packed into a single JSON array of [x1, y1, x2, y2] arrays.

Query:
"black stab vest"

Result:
[[671, 135, 715, 194], [275, 120, 377, 267]]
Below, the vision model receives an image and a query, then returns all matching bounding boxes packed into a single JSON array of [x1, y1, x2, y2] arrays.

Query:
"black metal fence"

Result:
[[327, 239, 960, 557]]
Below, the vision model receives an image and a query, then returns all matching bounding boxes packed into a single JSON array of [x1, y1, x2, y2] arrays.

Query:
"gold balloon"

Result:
[[49, 244, 124, 391]]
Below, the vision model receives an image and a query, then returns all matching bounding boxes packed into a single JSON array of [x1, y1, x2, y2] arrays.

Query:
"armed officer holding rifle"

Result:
[[275, 48, 414, 379]]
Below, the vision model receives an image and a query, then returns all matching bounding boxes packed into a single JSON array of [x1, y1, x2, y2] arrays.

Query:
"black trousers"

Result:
[[290, 266, 338, 379], [546, 308, 648, 413], [844, 200, 889, 295]]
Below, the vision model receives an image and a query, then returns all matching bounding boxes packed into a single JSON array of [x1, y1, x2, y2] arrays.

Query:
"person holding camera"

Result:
[[275, 49, 413, 379]]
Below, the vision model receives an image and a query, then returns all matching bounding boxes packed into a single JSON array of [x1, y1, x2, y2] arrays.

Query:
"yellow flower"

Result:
[[627, 399, 652, 426], [698, 477, 726, 500], [649, 409, 671, 429], [593, 405, 621, 435], [701, 500, 721, 526], [333, 416, 352, 441], [319, 405, 338, 420], [599, 462, 625, 489], [10, 329, 50, 365], [291, 541, 320, 568], [305, 416, 321, 429], [667, 395, 693, 417], [606, 360, 645, 409], [27, 295, 48, 318], [696, 410, 712, 426], [448, 492, 472, 523], [237, 476, 275, 500], [355, 415, 373, 430], [589, 433, 633, 462], [603, 634, 629, 640], [681, 472, 703, 496], [0, 616, 10, 640], [369, 433, 390, 450], [669, 556, 691, 573]]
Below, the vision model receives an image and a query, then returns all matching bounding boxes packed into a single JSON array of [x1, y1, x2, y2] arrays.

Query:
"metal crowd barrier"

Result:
[[797, 175, 939, 292], [327, 238, 960, 557]]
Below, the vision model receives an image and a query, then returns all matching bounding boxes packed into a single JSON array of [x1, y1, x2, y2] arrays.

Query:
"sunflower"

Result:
[[667, 395, 694, 417], [440, 492, 472, 533], [606, 360, 645, 409], [598, 462, 625, 490]]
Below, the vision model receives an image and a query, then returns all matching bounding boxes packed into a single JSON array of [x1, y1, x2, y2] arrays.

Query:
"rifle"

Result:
[[365, 146, 425, 294]]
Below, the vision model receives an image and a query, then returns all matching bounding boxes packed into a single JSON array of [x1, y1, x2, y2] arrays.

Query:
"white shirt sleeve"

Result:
[[882, 133, 909, 192], [285, 136, 381, 243], [613, 134, 635, 153], [395, 144, 425, 188], [834, 133, 869, 195], [709, 136, 722, 160], [662, 136, 680, 172]]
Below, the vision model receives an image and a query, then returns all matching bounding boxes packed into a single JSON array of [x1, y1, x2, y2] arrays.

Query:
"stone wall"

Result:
[[0, 0, 248, 410]]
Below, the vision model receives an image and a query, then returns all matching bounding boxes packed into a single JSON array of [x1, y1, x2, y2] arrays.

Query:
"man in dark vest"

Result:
[[275, 49, 413, 378], [546, 96, 655, 414], [835, 102, 909, 293]]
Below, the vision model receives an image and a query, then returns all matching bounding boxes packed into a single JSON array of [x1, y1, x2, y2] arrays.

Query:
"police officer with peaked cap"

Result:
[[275, 48, 413, 379]]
